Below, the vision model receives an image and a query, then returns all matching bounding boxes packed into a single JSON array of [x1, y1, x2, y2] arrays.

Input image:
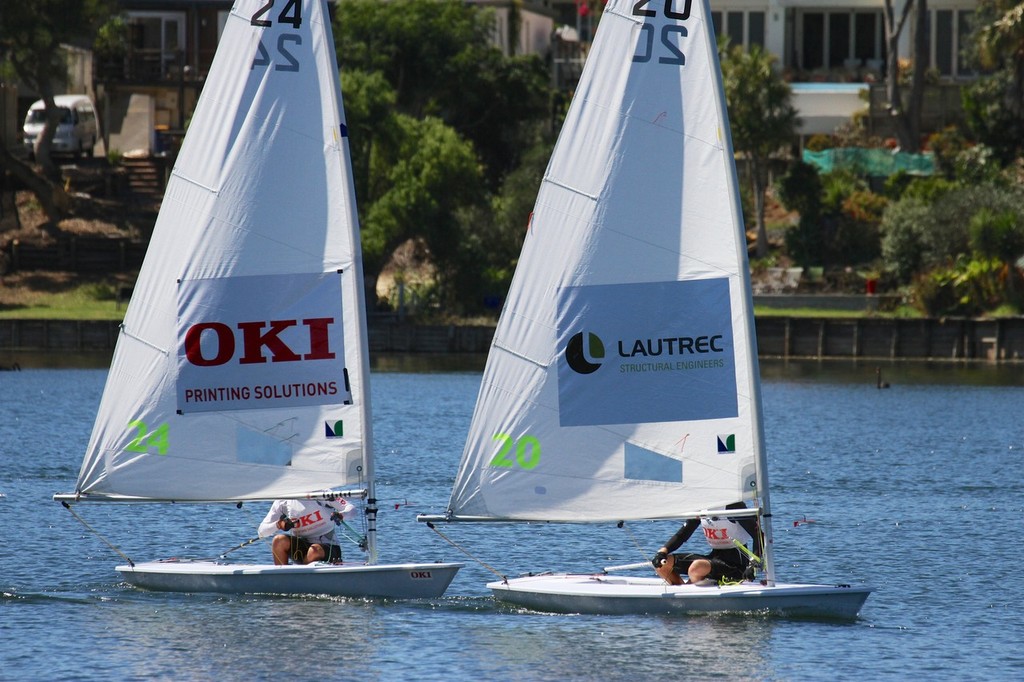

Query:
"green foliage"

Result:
[[820, 170, 867, 214], [804, 135, 833, 153], [842, 190, 888, 224], [913, 256, 1022, 317], [882, 183, 1024, 286], [778, 161, 822, 267], [961, 1, 1024, 165], [927, 126, 971, 180], [720, 42, 799, 258], [880, 197, 932, 282], [333, 0, 557, 313], [969, 208, 1024, 264], [721, 44, 799, 159], [362, 114, 485, 309], [899, 176, 959, 203], [780, 165, 884, 269], [0, 1, 116, 91], [81, 282, 118, 301], [340, 70, 400, 210], [777, 161, 822, 219], [94, 14, 128, 57], [334, 0, 551, 190]]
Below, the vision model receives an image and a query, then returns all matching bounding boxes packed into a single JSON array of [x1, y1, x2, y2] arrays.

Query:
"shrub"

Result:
[[880, 197, 930, 283]]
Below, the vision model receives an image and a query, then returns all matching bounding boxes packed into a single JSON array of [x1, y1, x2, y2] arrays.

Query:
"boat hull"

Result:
[[118, 560, 462, 599], [488, 574, 870, 619]]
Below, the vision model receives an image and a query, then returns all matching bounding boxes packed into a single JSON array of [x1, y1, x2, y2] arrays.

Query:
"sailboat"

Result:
[[53, 0, 461, 598], [419, 0, 869, 617]]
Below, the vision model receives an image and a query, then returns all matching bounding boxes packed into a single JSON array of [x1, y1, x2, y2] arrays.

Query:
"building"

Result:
[[87, 0, 978, 155]]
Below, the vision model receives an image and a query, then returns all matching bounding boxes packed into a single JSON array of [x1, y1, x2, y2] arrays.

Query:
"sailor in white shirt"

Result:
[[258, 498, 356, 565]]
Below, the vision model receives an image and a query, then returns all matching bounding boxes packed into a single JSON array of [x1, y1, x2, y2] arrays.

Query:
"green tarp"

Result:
[[803, 147, 935, 177]]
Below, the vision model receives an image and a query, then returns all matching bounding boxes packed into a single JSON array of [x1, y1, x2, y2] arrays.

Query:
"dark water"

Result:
[[2, 360, 1022, 680]]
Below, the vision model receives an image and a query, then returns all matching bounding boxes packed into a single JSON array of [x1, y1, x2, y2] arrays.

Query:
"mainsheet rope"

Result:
[[60, 501, 135, 567], [424, 522, 507, 582]]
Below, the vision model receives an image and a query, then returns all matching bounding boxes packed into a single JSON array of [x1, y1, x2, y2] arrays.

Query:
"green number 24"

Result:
[[126, 420, 169, 456], [489, 433, 541, 470]]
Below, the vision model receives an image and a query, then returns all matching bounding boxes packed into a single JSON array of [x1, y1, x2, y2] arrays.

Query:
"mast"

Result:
[[701, 0, 776, 585], [320, 0, 379, 565], [348, 191, 378, 566]]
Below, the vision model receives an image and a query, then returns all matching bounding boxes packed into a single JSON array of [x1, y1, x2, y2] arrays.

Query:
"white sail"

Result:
[[73, 0, 372, 501], [446, 0, 766, 523]]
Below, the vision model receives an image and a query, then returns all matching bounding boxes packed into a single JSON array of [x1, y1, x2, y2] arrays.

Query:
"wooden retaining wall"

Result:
[[2, 317, 1023, 362], [4, 237, 148, 273]]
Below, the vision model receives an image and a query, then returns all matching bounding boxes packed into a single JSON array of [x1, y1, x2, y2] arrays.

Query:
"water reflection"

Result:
[[7, 349, 1022, 385]]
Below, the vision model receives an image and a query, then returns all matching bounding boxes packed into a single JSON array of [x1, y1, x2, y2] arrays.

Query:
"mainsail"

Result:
[[73, 0, 371, 502], [446, 0, 767, 524]]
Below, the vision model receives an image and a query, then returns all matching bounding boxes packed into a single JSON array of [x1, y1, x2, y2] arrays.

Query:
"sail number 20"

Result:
[[489, 434, 541, 470], [251, 0, 303, 73], [632, 0, 692, 66]]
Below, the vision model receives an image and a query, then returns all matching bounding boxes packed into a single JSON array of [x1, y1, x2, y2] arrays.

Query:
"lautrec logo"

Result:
[[565, 331, 605, 374]]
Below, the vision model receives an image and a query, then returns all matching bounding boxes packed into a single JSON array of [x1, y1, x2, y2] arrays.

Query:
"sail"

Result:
[[72, 0, 373, 501], [447, 0, 766, 522]]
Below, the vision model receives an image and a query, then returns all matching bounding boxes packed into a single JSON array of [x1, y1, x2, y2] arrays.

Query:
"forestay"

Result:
[[72, 0, 371, 502], [446, 0, 765, 524]]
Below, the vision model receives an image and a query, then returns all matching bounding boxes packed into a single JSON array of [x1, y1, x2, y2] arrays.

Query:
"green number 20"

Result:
[[489, 433, 541, 470], [126, 420, 169, 456]]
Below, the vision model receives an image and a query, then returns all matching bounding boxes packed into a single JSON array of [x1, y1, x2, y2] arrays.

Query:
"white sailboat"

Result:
[[54, 0, 461, 599], [420, 0, 869, 617]]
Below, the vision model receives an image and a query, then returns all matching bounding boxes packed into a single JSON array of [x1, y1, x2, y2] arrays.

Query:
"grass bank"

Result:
[[0, 274, 130, 321]]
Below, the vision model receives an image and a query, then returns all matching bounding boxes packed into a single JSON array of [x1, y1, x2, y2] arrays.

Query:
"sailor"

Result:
[[258, 498, 356, 565], [651, 501, 762, 585]]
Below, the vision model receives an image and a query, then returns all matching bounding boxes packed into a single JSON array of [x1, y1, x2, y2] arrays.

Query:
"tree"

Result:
[[963, 0, 1024, 164], [334, 0, 551, 189], [777, 161, 823, 267], [881, 0, 929, 152], [969, 207, 1024, 299], [360, 114, 486, 309], [0, 0, 115, 221], [720, 43, 799, 258]]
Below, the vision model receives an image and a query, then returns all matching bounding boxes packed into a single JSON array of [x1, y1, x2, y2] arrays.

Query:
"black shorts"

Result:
[[288, 537, 342, 564], [670, 548, 748, 581]]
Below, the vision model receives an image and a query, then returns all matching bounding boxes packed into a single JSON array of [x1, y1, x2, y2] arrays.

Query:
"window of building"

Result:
[[710, 10, 766, 50], [127, 11, 186, 79], [798, 10, 884, 72], [925, 8, 974, 78]]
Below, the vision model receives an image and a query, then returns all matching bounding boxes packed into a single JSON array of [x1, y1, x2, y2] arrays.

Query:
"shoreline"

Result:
[[2, 316, 1023, 365]]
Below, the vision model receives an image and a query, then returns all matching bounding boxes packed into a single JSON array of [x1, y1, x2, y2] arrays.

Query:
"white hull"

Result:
[[118, 560, 462, 599], [488, 574, 871, 619]]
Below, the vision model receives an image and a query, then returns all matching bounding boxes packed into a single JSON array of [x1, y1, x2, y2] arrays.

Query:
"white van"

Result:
[[23, 94, 98, 159]]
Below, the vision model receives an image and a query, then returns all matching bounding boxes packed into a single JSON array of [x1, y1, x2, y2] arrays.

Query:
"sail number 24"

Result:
[[632, 0, 692, 66], [251, 0, 303, 72], [126, 420, 169, 456], [489, 434, 541, 470]]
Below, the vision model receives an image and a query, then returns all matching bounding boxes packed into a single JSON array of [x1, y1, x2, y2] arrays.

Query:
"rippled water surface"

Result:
[[2, 360, 1022, 680]]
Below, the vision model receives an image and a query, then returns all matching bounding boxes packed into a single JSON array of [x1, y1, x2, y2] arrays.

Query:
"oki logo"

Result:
[[410, 571, 433, 579], [296, 511, 323, 527], [703, 528, 729, 541], [184, 317, 336, 366]]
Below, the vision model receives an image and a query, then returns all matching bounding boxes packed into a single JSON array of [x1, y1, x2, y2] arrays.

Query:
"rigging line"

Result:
[[218, 535, 263, 559], [424, 522, 507, 582], [333, 518, 367, 550], [60, 501, 135, 567], [617, 520, 654, 564], [238, 502, 275, 550]]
